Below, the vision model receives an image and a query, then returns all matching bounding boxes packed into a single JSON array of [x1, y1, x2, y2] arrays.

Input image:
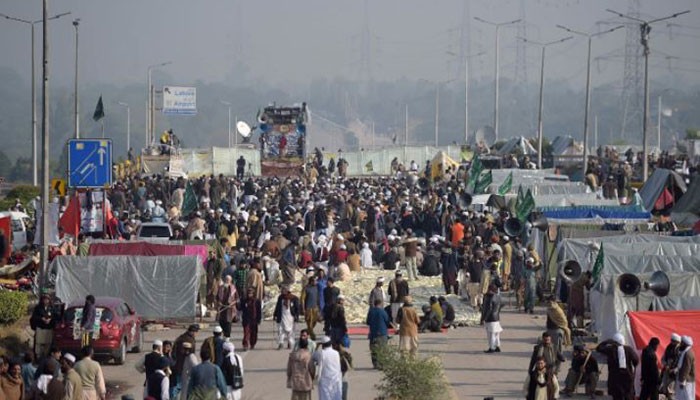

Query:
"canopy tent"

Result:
[[430, 151, 460, 180], [672, 176, 700, 226], [540, 205, 650, 220], [627, 311, 700, 400], [496, 136, 538, 155], [639, 168, 687, 212], [53, 255, 201, 320], [550, 135, 583, 156]]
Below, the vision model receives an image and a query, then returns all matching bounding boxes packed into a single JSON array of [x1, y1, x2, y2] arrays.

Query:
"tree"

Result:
[[8, 158, 33, 184], [0, 150, 11, 178]]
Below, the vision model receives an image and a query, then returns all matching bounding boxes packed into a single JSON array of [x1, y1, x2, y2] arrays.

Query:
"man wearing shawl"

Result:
[[675, 336, 696, 400], [221, 342, 244, 400], [546, 299, 572, 348]]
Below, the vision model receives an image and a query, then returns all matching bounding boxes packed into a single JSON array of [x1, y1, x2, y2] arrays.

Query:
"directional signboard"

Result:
[[68, 139, 113, 188]]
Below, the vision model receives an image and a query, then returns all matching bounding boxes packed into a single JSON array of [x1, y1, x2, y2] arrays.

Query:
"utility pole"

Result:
[[475, 17, 521, 142], [520, 36, 573, 169], [73, 18, 80, 138], [40, 0, 50, 286], [606, 8, 690, 181], [1, 11, 70, 185], [147, 61, 172, 147], [221, 101, 232, 148], [435, 84, 439, 147], [557, 24, 623, 180]]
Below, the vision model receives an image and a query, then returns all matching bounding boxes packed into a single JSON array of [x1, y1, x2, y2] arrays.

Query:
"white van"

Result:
[[0, 211, 32, 251]]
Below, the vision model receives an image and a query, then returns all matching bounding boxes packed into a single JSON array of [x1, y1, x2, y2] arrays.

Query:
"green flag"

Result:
[[474, 170, 493, 194], [514, 184, 524, 214], [365, 160, 373, 173], [92, 95, 105, 121], [498, 171, 513, 196], [468, 153, 483, 189], [181, 182, 198, 216], [517, 188, 536, 220], [590, 244, 605, 284]]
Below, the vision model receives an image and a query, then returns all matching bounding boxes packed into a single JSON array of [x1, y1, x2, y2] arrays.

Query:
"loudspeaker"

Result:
[[644, 271, 670, 297], [417, 177, 430, 191], [527, 212, 549, 232], [560, 260, 582, 283], [618, 273, 642, 296], [458, 192, 472, 208], [504, 218, 524, 237]]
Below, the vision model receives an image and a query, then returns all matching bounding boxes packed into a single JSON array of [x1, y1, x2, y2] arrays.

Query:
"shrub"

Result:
[[0, 185, 40, 212], [0, 291, 29, 324], [375, 344, 453, 400]]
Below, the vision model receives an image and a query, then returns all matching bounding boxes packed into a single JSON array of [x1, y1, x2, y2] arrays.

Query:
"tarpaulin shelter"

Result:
[[556, 234, 700, 263], [651, 296, 700, 311], [628, 310, 700, 400], [53, 255, 201, 320], [639, 168, 687, 212], [589, 254, 700, 341], [430, 151, 460, 180], [87, 241, 208, 267]]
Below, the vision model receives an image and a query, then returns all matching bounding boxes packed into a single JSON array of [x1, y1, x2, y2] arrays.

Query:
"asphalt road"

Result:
[[102, 297, 607, 400]]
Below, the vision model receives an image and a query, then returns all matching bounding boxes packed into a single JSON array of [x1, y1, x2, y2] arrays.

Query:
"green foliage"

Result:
[[375, 344, 453, 400], [686, 128, 700, 140], [0, 291, 29, 324], [0, 185, 40, 212]]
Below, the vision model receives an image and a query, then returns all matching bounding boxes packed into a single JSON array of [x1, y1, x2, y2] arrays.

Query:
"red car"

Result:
[[54, 297, 143, 364]]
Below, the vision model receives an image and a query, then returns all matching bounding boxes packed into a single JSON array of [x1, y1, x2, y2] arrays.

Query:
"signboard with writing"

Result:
[[163, 86, 197, 115]]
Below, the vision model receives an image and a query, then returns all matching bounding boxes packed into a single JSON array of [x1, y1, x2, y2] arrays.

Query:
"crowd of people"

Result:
[[3, 146, 697, 400]]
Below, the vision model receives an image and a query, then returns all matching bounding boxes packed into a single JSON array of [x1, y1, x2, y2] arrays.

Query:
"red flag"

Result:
[[58, 195, 81, 238]]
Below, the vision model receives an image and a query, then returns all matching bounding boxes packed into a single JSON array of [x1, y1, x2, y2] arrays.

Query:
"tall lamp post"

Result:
[[519, 36, 573, 169], [117, 102, 130, 152], [221, 101, 232, 148], [606, 8, 690, 182], [146, 61, 172, 147], [0, 11, 71, 186], [72, 18, 80, 138], [556, 24, 623, 180], [474, 17, 521, 142]]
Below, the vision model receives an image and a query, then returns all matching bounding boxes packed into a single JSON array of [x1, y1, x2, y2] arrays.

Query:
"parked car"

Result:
[[135, 222, 173, 242], [53, 297, 143, 364], [0, 211, 32, 251]]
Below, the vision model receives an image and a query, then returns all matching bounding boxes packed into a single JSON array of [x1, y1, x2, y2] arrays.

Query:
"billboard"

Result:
[[163, 86, 196, 115]]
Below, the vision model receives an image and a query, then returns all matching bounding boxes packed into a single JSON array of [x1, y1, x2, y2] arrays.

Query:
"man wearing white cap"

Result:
[[596, 333, 639, 400], [221, 342, 244, 400], [134, 339, 164, 395], [661, 333, 682, 398], [368, 277, 387, 309], [676, 336, 695, 400], [202, 326, 226, 367], [60, 354, 82, 400], [313, 336, 343, 400]]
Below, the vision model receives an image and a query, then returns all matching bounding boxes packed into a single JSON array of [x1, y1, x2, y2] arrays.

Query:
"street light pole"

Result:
[[435, 84, 439, 147], [40, 0, 50, 286], [475, 17, 521, 142], [221, 101, 232, 148], [557, 24, 623, 180], [520, 36, 573, 169], [118, 102, 130, 152], [73, 18, 80, 139], [606, 8, 690, 181], [146, 61, 172, 148], [1, 11, 70, 186]]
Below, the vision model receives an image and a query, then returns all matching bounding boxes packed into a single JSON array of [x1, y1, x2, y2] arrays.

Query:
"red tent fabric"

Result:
[[88, 242, 185, 257], [654, 188, 675, 210], [58, 195, 80, 238], [628, 310, 700, 399]]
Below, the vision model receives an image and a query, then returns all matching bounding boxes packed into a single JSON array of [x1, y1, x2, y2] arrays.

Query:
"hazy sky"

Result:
[[1, 0, 698, 89]]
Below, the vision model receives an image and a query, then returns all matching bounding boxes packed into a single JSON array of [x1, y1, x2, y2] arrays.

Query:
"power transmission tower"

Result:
[[619, 0, 644, 141]]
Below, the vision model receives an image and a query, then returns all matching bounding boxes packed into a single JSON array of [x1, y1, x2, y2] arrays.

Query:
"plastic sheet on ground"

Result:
[[261, 268, 481, 326]]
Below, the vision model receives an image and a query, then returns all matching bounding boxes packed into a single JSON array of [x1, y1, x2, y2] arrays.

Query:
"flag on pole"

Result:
[[474, 170, 493, 194], [181, 182, 198, 216], [58, 194, 81, 238], [517, 188, 536, 220], [365, 160, 374, 173], [590, 244, 605, 285], [93, 95, 105, 121], [498, 171, 513, 196], [467, 153, 483, 188]]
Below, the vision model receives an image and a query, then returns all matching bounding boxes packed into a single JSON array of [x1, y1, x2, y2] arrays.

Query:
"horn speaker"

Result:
[[504, 218, 524, 237], [644, 271, 670, 297], [618, 273, 642, 296], [560, 260, 582, 283]]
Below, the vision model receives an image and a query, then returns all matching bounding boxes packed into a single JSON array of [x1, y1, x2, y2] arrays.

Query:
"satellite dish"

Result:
[[236, 121, 251, 138]]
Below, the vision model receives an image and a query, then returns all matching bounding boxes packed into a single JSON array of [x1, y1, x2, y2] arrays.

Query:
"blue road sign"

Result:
[[68, 139, 113, 188]]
